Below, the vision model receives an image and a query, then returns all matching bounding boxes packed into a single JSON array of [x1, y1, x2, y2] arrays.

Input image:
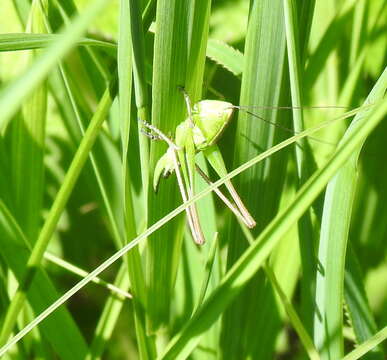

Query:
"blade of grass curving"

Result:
[[0, 201, 88, 358], [0, 76, 117, 346], [120, 0, 154, 358], [334, 12, 384, 359], [206, 39, 244, 77], [0, 33, 116, 53], [159, 93, 387, 360], [313, 68, 387, 359], [0, 0, 109, 131], [0, 104, 376, 357], [342, 326, 387, 360], [222, 0, 287, 358]]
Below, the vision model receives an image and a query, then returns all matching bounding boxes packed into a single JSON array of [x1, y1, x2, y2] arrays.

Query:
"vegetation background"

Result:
[[0, 0, 386, 359]]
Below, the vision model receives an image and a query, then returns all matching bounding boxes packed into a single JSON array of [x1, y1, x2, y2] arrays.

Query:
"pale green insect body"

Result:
[[190, 100, 234, 150], [153, 100, 234, 191]]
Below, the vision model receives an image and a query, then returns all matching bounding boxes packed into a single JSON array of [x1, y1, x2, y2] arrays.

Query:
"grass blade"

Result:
[[342, 326, 387, 360], [344, 246, 384, 360], [222, 1, 287, 357], [11, 0, 47, 242], [284, 0, 318, 335], [86, 263, 131, 360], [0, 201, 88, 358], [264, 264, 320, 360], [0, 76, 117, 346], [205, 39, 244, 77], [0, 0, 109, 130], [0, 33, 116, 53], [121, 0, 154, 358], [313, 68, 387, 359], [146, 0, 189, 334]]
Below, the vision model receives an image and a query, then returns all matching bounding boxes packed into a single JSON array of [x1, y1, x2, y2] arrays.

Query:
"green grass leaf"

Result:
[[0, 201, 88, 358], [0, 0, 109, 130], [0, 33, 116, 53], [313, 68, 387, 360], [205, 39, 244, 77], [221, 1, 287, 358]]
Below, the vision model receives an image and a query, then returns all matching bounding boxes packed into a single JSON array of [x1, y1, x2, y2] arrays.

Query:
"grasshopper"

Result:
[[142, 89, 256, 245]]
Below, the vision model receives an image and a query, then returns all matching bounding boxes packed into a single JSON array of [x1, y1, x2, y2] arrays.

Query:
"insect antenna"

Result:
[[236, 105, 348, 110], [232, 105, 337, 147]]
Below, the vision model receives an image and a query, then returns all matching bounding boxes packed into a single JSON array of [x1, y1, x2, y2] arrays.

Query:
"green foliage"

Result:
[[0, 0, 386, 359]]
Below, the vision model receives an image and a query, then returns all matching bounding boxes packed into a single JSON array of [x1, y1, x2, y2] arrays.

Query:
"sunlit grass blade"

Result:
[[0, 0, 109, 130], [0, 33, 116, 53], [313, 68, 387, 359], [305, 1, 355, 96], [43, 252, 131, 299], [342, 326, 387, 360]]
